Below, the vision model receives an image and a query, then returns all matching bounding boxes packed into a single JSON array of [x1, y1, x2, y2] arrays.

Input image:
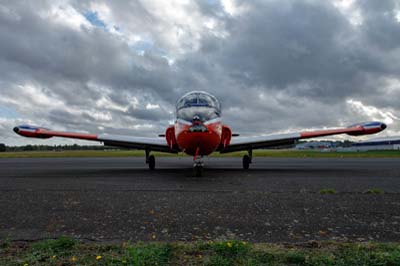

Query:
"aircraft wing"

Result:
[[13, 125, 176, 153], [221, 121, 387, 153]]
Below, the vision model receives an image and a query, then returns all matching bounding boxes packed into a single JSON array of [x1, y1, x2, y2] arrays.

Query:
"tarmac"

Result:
[[1, 157, 400, 243]]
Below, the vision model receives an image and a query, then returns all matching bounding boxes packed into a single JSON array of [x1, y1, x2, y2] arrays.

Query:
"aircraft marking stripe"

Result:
[[176, 119, 192, 126], [203, 117, 221, 125], [38, 129, 98, 140], [300, 126, 363, 138]]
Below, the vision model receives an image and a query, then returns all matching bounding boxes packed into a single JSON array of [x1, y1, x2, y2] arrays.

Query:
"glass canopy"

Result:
[[176, 91, 221, 112], [176, 91, 221, 122]]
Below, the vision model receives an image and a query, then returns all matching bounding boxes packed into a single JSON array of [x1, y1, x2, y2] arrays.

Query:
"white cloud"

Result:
[[333, 0, 363, 26], [146, 103, 160, 110], [18, 84, 64, 108], [39, 4, 91, 30], [347, 99, 400, 125], [86, 0, 229, 57], [96, 96, 128, 112], [221, 0, 247, 16], [396, 9, 400, 22], [0, 4, 21, 22], [1, 0, 399, 146]]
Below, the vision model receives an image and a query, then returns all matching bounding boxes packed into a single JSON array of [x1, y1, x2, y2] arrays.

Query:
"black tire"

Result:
[[194, 165, 203, 177], [148, 155, 155, 170], [242, 155, 250, 169]]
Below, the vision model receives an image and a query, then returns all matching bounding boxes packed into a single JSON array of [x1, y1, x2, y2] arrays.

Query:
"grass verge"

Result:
[[1, 238, 400, 266], [319, 188, 338, 194], [364, 188, 385, 194], [1, 150, 400, 158]]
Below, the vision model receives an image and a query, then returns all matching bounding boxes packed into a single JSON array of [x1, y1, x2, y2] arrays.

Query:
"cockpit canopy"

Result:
[[176, 91, 221, 123], [176, 91, 221, 112]]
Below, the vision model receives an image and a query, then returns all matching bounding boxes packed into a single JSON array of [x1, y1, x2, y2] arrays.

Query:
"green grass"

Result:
[[319, 188, 338, 194], [2, 238, 400, 266], [229, 150, 400, 158], [1, 149, 400, 158], [0, 150, 177, 158], [364, 188, 385, 194]]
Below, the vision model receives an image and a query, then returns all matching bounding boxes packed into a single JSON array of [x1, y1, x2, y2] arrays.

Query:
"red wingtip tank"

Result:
[[13, 125, 53, 139], [346, 121, 387, 136]]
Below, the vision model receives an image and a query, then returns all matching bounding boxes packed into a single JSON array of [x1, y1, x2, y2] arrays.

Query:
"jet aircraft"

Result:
[[14, 91, 387, 176]]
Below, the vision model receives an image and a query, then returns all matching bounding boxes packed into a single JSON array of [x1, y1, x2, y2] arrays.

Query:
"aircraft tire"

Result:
[[243, 155, 250, 169], [194, 165, 203, 177], [148, 155, 155, 170]]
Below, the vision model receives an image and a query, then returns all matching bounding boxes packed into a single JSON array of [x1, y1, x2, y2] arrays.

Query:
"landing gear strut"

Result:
[[242, 149, 252, 169], [193, 157, 204, 177], [146, 149, 155, 170]]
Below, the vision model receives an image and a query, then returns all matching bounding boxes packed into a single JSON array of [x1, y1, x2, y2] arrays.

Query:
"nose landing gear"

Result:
[[192, 147, 204, 176], [193, 163, 204, 177], [193, 158, 204, 177]]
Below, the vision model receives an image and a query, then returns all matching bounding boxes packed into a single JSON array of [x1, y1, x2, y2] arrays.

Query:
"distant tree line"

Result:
[[1, 144, 121, 152], [0, 140, 355, 153]]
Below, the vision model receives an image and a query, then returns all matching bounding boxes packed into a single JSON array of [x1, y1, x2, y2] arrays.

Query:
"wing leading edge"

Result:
[[221, 121, 387, 153], [13, 125, 176, 153], [13, 121, 387, 154]]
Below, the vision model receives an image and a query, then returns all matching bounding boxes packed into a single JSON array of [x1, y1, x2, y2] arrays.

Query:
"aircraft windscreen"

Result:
[[176, 92, 221, 122], [177, 106, 220, 122], [176, 92, 221, 111]]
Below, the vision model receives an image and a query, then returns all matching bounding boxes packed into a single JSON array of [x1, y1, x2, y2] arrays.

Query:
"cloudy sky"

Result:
[[1, 0, 400, 146]]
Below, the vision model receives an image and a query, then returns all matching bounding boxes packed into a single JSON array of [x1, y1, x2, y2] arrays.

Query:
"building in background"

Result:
[[295, 137, 400, 152], [295, 141, 335, 150], [351, 136, 400, 151]]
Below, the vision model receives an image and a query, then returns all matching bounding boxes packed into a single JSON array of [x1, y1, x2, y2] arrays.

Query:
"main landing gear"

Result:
[[242, 149, 252, 170], [146, 149, 155, 170]]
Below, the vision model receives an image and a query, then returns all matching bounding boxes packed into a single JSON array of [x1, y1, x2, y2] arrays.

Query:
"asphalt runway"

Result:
[[1, 157, 400, 243]]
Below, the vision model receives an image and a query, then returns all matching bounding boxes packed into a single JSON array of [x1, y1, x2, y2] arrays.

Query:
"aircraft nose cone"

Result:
[[381, 123, 387, 130], [13, 127, 19, 133]]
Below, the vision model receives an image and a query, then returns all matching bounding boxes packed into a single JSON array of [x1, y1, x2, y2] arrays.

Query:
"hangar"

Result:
[[352, 136, 400, 151]]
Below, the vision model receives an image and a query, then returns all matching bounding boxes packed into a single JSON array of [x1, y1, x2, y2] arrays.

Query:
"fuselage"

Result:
[[166, 91, 231, 156]]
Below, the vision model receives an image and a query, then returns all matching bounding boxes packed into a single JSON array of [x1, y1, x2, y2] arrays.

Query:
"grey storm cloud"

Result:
[[0, 0, 399, 146]]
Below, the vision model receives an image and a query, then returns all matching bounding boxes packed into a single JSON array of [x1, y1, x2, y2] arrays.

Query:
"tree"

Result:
[[0, 143, 6, 152]]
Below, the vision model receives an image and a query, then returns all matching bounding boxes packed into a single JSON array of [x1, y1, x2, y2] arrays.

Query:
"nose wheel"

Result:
[[193, 156, 204, 177], [193, 164, 204, 177]]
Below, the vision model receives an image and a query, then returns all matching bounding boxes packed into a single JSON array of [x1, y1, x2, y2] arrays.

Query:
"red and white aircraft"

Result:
[[14, 91, 387, 175]]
